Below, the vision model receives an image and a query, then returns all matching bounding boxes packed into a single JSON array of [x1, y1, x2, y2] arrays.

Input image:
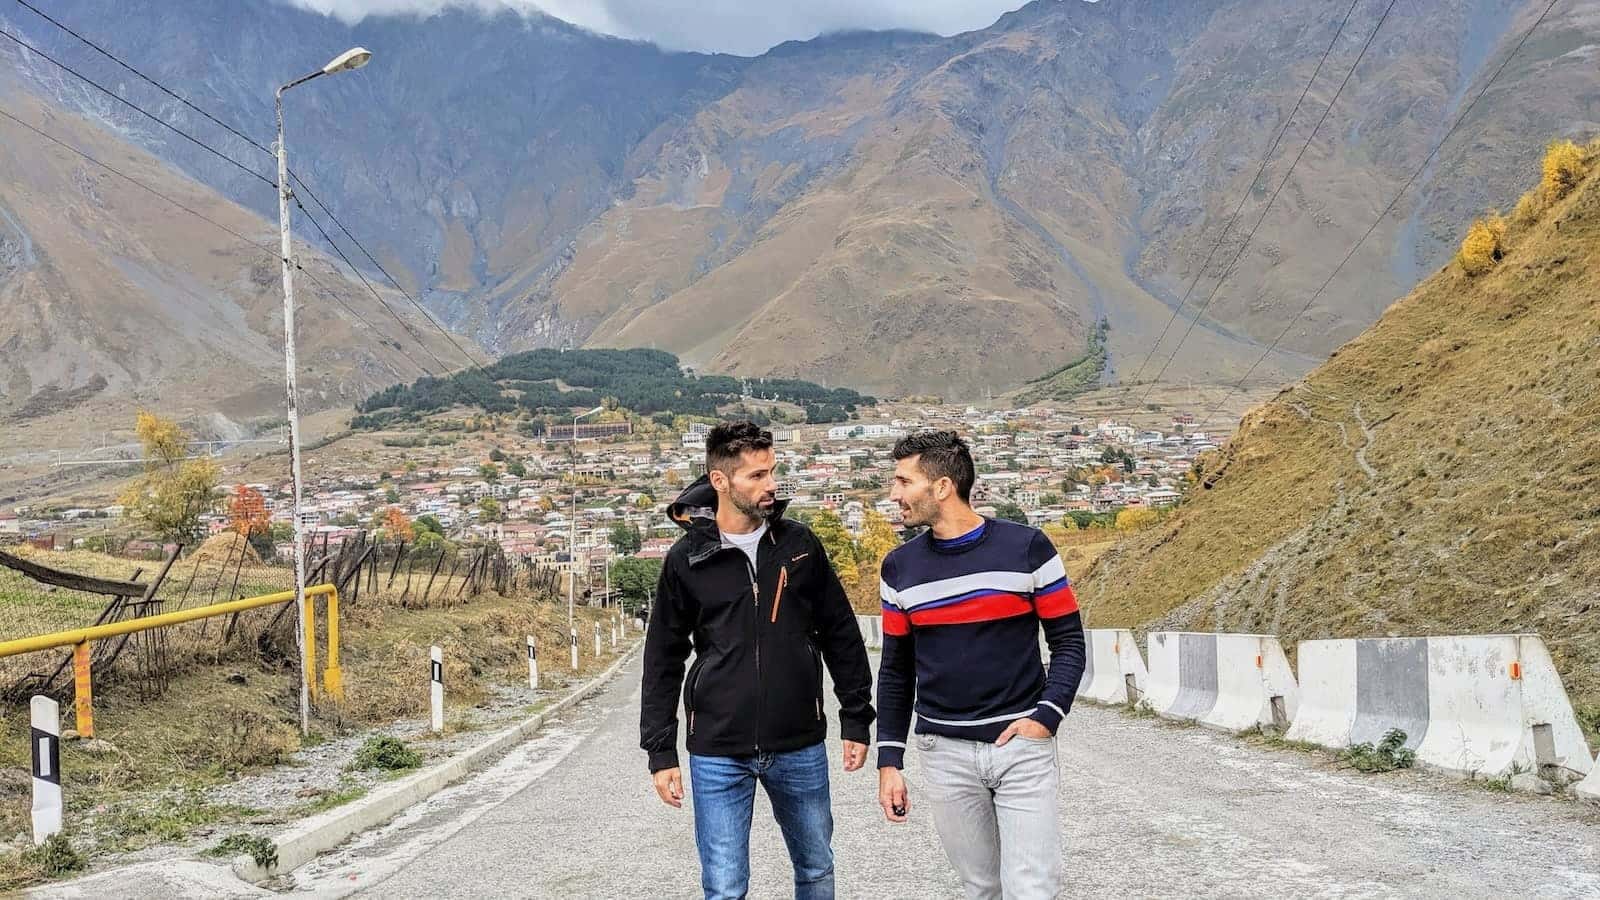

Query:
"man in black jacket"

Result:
[[641, 421, 875, 900]]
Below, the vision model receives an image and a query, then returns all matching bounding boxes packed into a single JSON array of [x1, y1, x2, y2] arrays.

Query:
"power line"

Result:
[[8, 0, 494, 378], [1124, 0, 1364, 389], [0, 25, 274, 188], [0, 9, 467, 383], [1196, 0, 1564, 431], [1140, 0, 1399, 406], [11, 0, 274, 157], [0, 102, 436, 380]]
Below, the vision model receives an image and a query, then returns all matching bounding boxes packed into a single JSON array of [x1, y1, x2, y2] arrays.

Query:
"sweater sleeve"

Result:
[[874, 555, 916, 769], [1026, 530, 1085, 734]]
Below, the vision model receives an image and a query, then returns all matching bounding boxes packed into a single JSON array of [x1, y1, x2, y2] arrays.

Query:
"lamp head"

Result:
[[322, 47, 373, 75]]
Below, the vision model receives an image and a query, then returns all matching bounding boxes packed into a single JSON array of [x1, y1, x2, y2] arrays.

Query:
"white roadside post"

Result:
[[30, 696, 62, 845], [594, 621, 602, 657], [612, 614, 619, 649], [526, 635, 538, 690], [429, 645, 444, 733], [569, 626, 578, 670]]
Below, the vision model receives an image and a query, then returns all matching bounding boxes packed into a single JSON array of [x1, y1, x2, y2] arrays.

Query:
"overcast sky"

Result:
[[282, 0, 1040, 57]]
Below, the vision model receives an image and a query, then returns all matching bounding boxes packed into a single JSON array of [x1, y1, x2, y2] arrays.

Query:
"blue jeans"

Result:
[[688, 742, 835, 900]]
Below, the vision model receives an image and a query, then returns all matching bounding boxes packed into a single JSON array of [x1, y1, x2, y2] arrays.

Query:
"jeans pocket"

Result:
[[916, 733, 937, 752]]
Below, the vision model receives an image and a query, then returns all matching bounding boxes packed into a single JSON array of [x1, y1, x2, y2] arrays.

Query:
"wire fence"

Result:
[[0, 532, 566, 708]]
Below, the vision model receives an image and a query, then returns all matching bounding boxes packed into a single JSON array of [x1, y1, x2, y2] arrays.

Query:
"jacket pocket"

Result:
[[810, 641, 823, 721], [770, 566, 788, 624]]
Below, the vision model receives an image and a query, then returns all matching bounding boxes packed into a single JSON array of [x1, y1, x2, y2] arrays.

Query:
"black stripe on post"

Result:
[[30, 727, 60, 786], [431, 660, 443, 684], [527, 643, 536, 661]]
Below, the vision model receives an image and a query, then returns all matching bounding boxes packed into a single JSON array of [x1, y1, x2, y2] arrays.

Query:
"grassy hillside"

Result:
[[1077, 142, 1600, 718]]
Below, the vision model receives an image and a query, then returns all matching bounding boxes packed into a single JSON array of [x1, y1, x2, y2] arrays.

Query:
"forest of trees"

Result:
[[352, 348, 872, 429]]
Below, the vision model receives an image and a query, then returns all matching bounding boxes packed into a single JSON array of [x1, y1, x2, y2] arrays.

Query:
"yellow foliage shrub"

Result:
[[1511, 190, 1542, 227], [1540, 139, 1586, 203], [1456, 213, 1506, 276]]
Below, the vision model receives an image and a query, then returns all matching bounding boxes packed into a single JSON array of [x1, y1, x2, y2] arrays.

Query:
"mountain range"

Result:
[[3, 0, 1599, 428]]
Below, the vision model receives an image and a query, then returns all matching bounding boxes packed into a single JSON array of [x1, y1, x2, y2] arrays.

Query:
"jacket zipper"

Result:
[[770, 566, 788, 624], [748, 556, 761, 753], [686, 660, 704, 735]]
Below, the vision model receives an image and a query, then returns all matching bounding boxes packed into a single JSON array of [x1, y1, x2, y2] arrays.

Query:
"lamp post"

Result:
[[568, 406, 604, 669], [277, 46, 372, 735]]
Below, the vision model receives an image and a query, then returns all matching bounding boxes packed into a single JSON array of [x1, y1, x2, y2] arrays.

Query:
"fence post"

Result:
[[570, 627, 578, 671], [527, 636, 538, 690], [430, 645, 444, 733], [323, 587, 343, 702], [72, 641, 94, 739], [594, 622, 601, 658], [612, 615, 619, 649], [30, 696, 62, 845]]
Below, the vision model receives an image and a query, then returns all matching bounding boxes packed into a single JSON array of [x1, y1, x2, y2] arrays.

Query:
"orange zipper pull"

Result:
[[770, 566, 788, 623]]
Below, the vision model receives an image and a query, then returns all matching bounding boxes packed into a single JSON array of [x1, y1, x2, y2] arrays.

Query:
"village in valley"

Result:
[[2, 397, 1215, 612]]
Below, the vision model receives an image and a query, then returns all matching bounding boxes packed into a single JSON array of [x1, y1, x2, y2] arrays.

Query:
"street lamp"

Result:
[[276, 46, 372, 736], [569, 405, 604, 669]]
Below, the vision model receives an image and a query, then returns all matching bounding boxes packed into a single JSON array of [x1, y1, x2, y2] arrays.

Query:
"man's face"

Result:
[[889, 456, 941, 528], [715, 448, 779, 520]]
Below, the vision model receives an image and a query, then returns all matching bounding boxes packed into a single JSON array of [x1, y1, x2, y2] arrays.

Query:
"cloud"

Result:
[[279, 0, 1039, 56]]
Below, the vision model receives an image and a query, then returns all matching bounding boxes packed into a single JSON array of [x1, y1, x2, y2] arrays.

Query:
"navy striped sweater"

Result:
[[875, 518, 1086, 769]]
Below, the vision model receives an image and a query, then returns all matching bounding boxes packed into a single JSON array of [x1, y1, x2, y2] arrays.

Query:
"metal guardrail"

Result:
[[0, 584, 342, 737]]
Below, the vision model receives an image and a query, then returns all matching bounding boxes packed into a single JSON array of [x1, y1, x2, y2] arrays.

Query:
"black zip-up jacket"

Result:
[[640, 476, 876, 772]]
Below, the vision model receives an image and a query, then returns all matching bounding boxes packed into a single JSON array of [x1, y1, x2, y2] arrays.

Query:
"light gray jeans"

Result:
[[917, 731, 1061, 900]]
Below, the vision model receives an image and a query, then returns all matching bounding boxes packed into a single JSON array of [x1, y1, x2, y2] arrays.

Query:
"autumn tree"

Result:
[[479, 497, 504, 522], [381, 506, 415, 541], [809, 507, 861, 589], [228, 485, 269, 536], [120, 411, 218, 544], [1541, 139, 1586, 203], [1115, 507, 1159, 533]]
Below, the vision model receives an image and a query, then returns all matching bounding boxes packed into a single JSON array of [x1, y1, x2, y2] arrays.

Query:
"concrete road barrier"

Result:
[[1077, 629, 1148, 705], [1144, 632, 1298, 732], [1578, 764, 1600, 802], [858, 615, 883, 650], [1204, 634, 1299, 732], [1286, 634, 1594, 783]]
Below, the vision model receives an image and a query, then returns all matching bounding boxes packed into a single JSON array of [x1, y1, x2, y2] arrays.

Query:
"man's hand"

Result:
[[653, 767, 684, 809], [841, 740, 868, 772], [995, 717, 1052, 746], [878, 767, 909, 823]]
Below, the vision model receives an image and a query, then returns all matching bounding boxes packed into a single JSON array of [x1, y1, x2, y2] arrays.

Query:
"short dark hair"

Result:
[[706, 421, 773, 474], [892, 430, 975, 502]]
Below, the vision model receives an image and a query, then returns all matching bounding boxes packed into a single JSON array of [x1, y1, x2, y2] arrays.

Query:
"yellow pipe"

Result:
[[303, 591, 318, 702], [323, 589, 343, 701], [0, 584, 337, 658]]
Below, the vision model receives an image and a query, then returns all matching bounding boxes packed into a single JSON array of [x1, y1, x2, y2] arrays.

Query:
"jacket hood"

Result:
[[668, 475, 792, 561]]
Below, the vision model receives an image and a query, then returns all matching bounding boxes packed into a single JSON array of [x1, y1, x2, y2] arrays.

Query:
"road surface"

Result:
[[272, 652, 1600, 898]]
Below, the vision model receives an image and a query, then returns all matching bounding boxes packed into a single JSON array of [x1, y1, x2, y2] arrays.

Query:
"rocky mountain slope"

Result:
[[0, 66, 470, 449], [1076, 149, 1600, 710], [4, 0, 1599, 398]]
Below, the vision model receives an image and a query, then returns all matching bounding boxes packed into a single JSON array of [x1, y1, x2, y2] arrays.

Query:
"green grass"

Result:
[[351, 736, 422, 771], [298, 785, 369, 816], [203, 833, 278, 869], [1340, 729, 1417, 773], [97, 790, 260, 853]]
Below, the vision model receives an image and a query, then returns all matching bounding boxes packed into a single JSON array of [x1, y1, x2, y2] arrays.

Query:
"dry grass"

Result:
[[1079, 157, 1600, 711]]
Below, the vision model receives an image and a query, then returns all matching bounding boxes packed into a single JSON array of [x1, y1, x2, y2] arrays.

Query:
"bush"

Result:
[[206, 833, 278, 869], [25, 834, 84, 877], [1456, 213, 1507, 276], [353, 735, 422, 771], [1341, 728, 1417, 773], [1540, 139, 1586, 203]]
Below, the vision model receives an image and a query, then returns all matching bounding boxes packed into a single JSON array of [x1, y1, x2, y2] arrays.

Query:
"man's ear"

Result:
[[933, 476, 951, 502], [708, 468, 729, 493]]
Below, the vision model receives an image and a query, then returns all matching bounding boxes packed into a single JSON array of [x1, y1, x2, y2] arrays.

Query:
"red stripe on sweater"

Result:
[[909, 592, 1033, 627], [1035, 583, 1080, 618]]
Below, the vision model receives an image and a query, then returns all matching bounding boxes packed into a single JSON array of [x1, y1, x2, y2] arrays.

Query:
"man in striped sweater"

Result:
[[876, 431, 1086, 899]]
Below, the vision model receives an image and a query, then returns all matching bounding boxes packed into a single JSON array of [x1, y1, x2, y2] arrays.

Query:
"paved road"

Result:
[[286, 653, 1600, 899]]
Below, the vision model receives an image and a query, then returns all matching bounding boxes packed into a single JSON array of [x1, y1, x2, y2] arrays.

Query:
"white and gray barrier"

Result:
[[1286, 635, 1594, 781], [1579, 762, 1600, 801], [1076, 628, 1148, 705], [31, 695, 62, 844], [1144, 632, 1298, 732], [429, 645, 444, 733], [857, 615, 884, 651]]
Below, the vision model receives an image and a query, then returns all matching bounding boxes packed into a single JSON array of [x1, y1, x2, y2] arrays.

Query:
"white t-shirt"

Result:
[[722, 522, 767, 571]]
